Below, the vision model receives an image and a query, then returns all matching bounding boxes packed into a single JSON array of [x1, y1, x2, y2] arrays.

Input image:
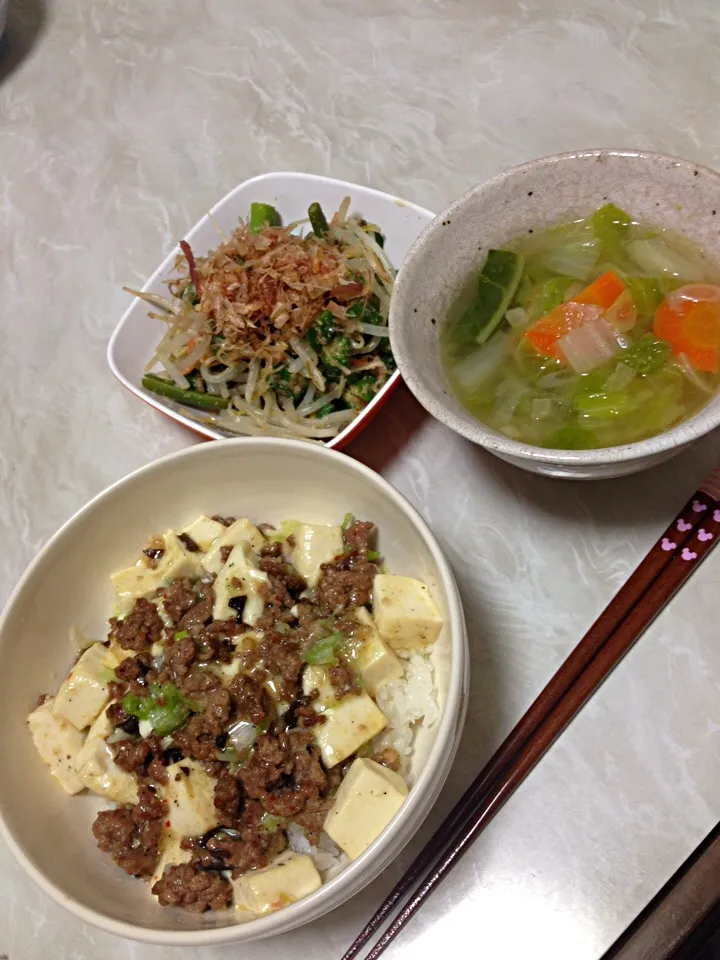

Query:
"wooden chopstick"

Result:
[[343, 465, 720, 960]]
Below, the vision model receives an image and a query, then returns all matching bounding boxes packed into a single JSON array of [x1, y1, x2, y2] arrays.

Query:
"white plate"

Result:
[[107, 172, 434, 448]]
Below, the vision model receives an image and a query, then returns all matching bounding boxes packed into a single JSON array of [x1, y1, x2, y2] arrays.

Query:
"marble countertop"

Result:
[[2, 0, 720, 957]]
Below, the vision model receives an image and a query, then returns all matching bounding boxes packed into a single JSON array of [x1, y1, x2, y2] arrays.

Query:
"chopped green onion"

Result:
[[121, 683, 199, 738], [305, 632, 346, 666], [367, 550, 380, 562], [216, 747, 241, 764], [264, 519, 300, 543], [174, 630, 189, 641], [341, 513, 355, 531], [261, 813, 284, 834], [248, 202, 278, 234]]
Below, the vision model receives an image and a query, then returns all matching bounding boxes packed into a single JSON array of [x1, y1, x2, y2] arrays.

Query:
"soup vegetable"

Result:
[[129, 198, 395, 441], [442, 203, 720, 449], [27, 513, 441, 920]]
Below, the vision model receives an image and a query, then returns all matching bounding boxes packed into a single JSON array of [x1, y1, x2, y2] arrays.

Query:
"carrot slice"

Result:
[[573, 270, 626, 309], [524, 302, 603, 358], [653, 285, 720, 372]]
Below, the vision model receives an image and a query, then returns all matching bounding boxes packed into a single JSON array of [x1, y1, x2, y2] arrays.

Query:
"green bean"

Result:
[[142, 374, 230, 410], [308, 201, 329, 237]]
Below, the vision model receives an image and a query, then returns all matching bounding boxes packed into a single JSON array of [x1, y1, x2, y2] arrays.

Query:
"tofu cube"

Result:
[[27, 698, 85, 794], [104, 639, 134, 668], [52, 643, 113, 730], [111, 531, 204, 615], [352, 608, 404, 697], [203, 518, 265, 575], [372, 575, 443, 651], [213, 541, 268, 626], [152, 834, 192, 889], [75, 710, 138, 805], [181, 515, 227, 552], [162, 759, 219, 838], [233, 853, 321, 920], [303, 667, 387, 768], [290, 523, 343, 587], [324, 758, 408, 860]]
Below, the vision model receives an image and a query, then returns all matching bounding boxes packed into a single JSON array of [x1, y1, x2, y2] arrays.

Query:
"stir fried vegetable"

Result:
[[132, 198, 396, 441]]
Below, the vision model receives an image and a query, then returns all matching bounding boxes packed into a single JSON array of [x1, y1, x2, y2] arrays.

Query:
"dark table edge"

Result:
[[603, 821, 720, 960]]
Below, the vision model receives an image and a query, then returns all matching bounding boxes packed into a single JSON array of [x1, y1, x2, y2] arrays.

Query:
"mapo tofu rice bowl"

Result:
[[0, 439, 465, 943]]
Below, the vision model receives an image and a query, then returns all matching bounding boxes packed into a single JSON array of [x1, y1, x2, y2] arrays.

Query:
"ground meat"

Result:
[[315, 553, 378, 615], [230, 674, 272, 724], [291, 732, 327, 791], [35, 692, 50, 707], [204, 687, 232, 735], [92, 786, 165, 878], [193, 618, 242, 660], [212, 515, 235, 527], [328, 663, 361, 700], [226, 800, 288, 875], [165, 636, 197, 680], [238, 732, 293, 799], [112, 734, 163, 775], [178, 598, 213, 634], [214, 768, 244, 825], [295, 600, 316, 624], [261, 734, 329, 840], [105, 701, 130, 727], [258, 558, 307, 595], [161, 578, 198, 625], [219, 545, 233, 565], [254, 563, 306, 630], [252, 632, 304, 700], [152, 863, 232, 913], [177, 532, 200, 552], [293, 704, 326, 729], [292, 793, 332, 845], [373, 748, 402, 772], [171, 712, 219, 761], [181, 666, 222, 695], [343, 519, 375, 549], [260, 540, 282, 558], [115, 651, 152, 695], [112, 739, 153, 774], [147, 755, 168, 784], [109, 599, 164, 651]]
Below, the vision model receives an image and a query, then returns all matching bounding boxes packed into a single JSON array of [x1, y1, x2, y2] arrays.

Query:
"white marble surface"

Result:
[[2, 0, 720, 957]]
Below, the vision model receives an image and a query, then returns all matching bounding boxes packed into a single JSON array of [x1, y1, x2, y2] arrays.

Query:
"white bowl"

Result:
[[390, 149, 720, 480], [0, 438, 468, 945], [107, 171, 434, 451]]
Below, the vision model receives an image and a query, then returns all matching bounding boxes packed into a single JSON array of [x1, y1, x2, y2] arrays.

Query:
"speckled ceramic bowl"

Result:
[[0, 438, 468, 945], [391, 150, 720, 480]]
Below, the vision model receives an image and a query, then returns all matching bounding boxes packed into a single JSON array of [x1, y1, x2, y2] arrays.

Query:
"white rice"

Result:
[[373, 651, 439, 781], [286, 821, 350, 880]]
